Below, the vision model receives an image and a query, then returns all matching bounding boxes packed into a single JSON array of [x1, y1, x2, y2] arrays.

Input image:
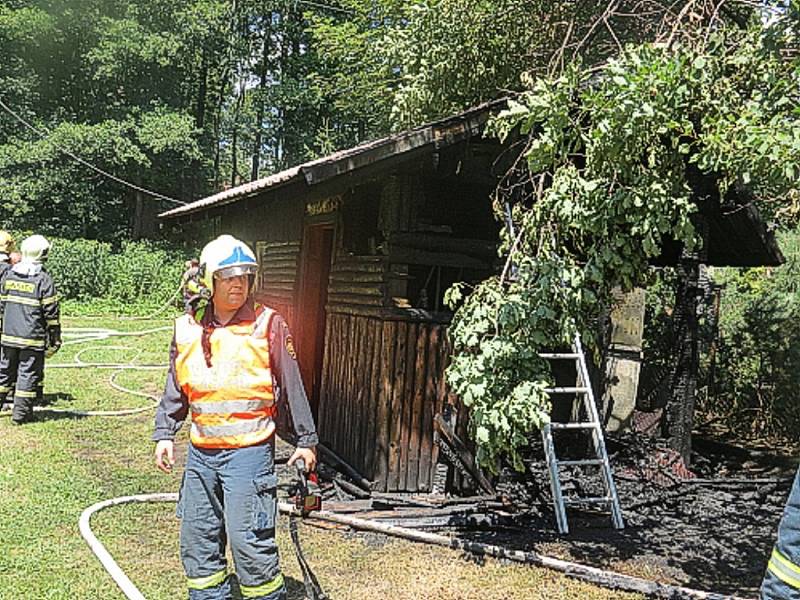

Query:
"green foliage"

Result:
[[46, 237, 187, 309], [701, 227, 800, 438], [446, 17, 800, 470]]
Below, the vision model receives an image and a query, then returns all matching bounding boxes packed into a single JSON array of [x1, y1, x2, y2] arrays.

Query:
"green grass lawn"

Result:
[[0, 312, 641, 600]]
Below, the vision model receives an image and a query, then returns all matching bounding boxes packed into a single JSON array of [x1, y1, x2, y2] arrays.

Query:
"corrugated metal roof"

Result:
[[159, 99, 507, 220]]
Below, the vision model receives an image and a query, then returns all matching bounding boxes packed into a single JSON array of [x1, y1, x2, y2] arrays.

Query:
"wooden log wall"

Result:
[[317, 313, 453, 492], [327, 254, 386, 308], [254, 240, 300, 327]]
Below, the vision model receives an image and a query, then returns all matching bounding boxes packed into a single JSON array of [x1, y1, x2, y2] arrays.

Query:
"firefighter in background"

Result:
[[0, 235, 61, 423], [0, 231, 15, 349], [762, 468, 800, 599], [153, 234, 318, 600], [0, 231, 15, 281]]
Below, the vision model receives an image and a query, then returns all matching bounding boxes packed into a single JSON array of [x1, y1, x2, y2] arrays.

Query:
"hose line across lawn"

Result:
[[0, 324, 170, 418], [40, 316, 754, 600], [78, 495, 754, 600]]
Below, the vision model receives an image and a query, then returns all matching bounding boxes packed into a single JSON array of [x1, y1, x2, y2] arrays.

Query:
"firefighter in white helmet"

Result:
[[153, 234, 318, 600], [0, 234, 61, 422]]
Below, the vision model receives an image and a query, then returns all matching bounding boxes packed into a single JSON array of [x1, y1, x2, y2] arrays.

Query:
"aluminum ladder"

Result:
[[539, 334, 625, 534]]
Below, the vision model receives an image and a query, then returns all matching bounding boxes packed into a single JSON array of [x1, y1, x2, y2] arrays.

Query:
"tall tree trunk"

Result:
[[251, 13, 271, 181], [131, 189, 157, 240], [231, 83, 246, 187]]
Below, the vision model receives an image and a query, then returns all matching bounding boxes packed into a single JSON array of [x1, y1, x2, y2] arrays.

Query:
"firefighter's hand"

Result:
[[155, 440, 175, 474], [288, 446, 317, 472]]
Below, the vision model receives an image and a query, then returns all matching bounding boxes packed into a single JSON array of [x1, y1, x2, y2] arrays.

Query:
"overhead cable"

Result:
[[296, 0, 355, 15], [0, 97, 188, 206]]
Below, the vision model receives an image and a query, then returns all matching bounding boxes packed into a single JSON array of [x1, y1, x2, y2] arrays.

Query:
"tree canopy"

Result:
[[445, 3, 800, 469]]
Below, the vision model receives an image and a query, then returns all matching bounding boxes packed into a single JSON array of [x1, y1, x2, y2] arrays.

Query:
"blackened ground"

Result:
[[276, 435, 795, 598], [482, 433, 797, 598]]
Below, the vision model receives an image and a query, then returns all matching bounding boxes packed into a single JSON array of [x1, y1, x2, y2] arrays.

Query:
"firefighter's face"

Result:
[[213, 273, 249, 311]]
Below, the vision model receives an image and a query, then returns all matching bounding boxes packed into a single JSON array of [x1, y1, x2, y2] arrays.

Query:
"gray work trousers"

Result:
[[0, 345, 43, 423]]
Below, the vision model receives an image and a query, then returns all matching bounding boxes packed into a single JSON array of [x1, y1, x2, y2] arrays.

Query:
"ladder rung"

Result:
[[563, 496, 613, 505], [539, 353, 581, 359], [557, 459, 604, 467], [543, 387, 589, 394], [549, 422, 599, 430]]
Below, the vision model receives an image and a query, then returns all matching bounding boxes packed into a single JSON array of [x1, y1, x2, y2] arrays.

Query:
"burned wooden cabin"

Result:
[[160, 100, 783, 491]]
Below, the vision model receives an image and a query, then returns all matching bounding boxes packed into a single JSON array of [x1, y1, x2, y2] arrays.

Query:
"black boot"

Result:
[[11, 393, 34, 424]]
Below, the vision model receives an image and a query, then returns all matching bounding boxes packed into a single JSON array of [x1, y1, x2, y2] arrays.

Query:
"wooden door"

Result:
[[296, 224, 335, 419]]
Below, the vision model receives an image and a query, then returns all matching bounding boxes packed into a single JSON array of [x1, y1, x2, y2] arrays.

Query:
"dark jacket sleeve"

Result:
[[40, 272, 61, 345], [270, 314, 319, 448], [152, 335, 189, 441]]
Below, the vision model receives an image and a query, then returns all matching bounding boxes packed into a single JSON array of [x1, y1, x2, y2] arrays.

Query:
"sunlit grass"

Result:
[[0, 311, 642, 599]]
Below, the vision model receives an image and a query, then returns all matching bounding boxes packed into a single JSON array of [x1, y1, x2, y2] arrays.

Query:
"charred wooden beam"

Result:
[[433, 414, 495, 495], [318, 442, 373, 492]]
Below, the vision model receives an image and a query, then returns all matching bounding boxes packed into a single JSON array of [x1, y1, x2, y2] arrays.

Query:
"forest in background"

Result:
[[0, 0, 728, 240], [3, 0, 800, 448]]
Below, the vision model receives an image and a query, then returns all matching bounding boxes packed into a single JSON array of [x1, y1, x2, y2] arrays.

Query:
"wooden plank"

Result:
[[406, 325, 428, 492], [374, 320, 396, 491], [418, 326, 440, 491], [327, 284, 384, 297], [432, 328, 450, 476], [317, 316, 333, 440], [364, 318, 381, 481], [342, 315, 356, 467], [328, 293, 385, 307], [327, 315, 341, 451], [399, 322, 418, 491], [260, 257, 299, 269], [388, 321, 408, 491], [320, 314, 335, 447], [333, 315, 347, 453], [354, 316, 373, 476], [329, 272, 386, 284], [350, 315, 362, 468]]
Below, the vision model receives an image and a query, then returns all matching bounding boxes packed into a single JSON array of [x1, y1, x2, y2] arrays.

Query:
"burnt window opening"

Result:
[[403, 264, 490, 312]]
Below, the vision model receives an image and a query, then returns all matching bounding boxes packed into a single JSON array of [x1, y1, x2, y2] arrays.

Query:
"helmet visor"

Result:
[[214, 264, 258, 280]]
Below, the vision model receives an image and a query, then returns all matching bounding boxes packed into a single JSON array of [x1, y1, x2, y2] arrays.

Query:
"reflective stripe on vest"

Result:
[[174, 306, 276, 449], [768, 548, 800, 589]]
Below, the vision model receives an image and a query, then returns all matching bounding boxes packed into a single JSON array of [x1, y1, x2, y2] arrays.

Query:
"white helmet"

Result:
[[20, 235, 51, 264], [199, 235, 258, 293]]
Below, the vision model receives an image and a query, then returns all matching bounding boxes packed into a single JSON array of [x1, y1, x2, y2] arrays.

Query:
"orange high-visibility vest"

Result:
[[174, 306, 276, 449]]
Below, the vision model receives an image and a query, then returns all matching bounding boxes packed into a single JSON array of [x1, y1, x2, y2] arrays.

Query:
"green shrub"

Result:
[[43, 237, 189, 310], [699, 228, 800, 439], [48, 238, 113, 300]]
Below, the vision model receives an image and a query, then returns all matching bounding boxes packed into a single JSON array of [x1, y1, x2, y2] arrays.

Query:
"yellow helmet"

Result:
[[20, 234, 50, 264], [199, 235, 258, 294], [0, 231, 15, 255]]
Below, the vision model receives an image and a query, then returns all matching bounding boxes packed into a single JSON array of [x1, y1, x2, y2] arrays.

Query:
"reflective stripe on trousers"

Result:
[[177, 439, 285, 600], [763, 465, 800, 600]]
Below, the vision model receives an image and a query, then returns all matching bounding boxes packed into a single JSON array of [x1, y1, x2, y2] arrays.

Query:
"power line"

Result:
[[295, 0, 355, 15], [0, 97, 188, 206]]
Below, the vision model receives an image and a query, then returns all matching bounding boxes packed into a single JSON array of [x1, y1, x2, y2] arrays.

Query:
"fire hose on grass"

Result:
[[79, 493, 754, 600], [35, 321, 753, 600]]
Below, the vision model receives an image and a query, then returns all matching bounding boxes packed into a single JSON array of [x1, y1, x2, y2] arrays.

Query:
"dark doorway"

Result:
[[296, 223, 335, 419]]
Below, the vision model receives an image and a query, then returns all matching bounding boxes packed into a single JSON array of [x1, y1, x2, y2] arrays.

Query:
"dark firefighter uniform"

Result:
[[0, 266, 61, 423], [763, 467, 800, 599], [153, 300, 318, 600]]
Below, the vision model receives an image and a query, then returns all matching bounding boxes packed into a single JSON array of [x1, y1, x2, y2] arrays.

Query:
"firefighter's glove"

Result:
[[45, 326, 62, 358]]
